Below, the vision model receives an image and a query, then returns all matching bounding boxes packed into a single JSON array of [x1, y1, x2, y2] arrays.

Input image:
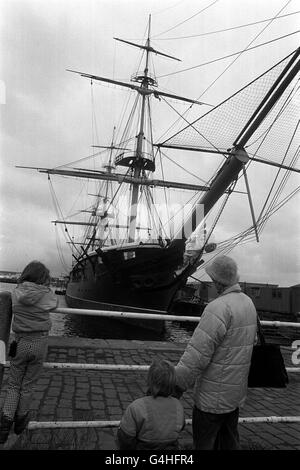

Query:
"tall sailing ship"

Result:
[[19, 15, 300, 331]]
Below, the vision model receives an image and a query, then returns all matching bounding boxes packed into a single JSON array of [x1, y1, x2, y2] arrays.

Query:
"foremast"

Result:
[[64, 14, 201, 246]]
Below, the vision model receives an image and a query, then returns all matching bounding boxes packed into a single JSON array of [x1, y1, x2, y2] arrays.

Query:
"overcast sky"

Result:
[[0, 0, 299, 285]]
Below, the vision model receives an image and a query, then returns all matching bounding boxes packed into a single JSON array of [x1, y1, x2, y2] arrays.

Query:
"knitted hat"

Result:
[[205, 255, 239, 286]]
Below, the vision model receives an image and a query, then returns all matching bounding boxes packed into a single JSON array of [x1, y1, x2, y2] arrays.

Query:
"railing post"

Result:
[[0, 292, 12, 388]]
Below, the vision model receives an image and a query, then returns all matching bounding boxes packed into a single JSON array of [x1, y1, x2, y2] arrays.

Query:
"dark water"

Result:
[[0, 282, 195, 344]]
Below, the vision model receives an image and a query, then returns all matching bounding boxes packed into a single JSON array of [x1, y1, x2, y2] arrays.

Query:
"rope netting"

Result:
[[162, 51, 299, 167]]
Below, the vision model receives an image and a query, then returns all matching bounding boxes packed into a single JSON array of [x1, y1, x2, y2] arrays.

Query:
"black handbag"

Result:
[[248, 316, 289, 388], [8, 340, 17, 358]]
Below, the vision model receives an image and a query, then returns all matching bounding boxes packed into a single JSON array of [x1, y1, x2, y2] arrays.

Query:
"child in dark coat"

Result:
[[117, 359, 185, 450], [0, 261, 58, 444]]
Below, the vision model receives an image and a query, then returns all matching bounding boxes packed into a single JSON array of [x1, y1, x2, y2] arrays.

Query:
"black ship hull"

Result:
[[65, 241, 188, 332]]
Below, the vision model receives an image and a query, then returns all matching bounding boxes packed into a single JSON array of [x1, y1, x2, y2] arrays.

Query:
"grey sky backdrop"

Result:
[[0, 0, 299, 285]]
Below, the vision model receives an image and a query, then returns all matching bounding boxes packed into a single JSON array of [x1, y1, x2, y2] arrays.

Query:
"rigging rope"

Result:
[[53, 149, 107, 170], [157, 31, 300, 79], [158, 95, 228, 162], [246, 82, 300, 149], [194, 0, 294, 102], [152, 0, 220, 38], [48, 177, 82, 261], [90, 80, 100, 151], [154, 11, 300, 40], [97, 167, 132, 247], [147, 189, 168, 240], [158, 147, 208, 184], [160, 47, 298, 156], [54, 225, 69, 273], [158, 148, 171, 232], [65, 181, 90, 220], [207, 182, 300, 262], [205, 180, 237, 246], [178, 181, 237, 282], [161, 190, 200, 235], [259, 144, 300, 234], [190, 165, 300, 284], [151, 0, 186, 17]]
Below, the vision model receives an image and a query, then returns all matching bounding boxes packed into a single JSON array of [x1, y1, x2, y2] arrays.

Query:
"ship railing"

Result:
[[131, 71, 157, 86], [0, 293, 300, 435], [114, 150, 154, 166]]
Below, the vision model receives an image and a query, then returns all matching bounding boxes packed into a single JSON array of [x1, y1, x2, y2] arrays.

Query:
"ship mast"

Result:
[[63, 15, 202, 246], [92, 126, 117, 247], [128, 15, 152, 242]]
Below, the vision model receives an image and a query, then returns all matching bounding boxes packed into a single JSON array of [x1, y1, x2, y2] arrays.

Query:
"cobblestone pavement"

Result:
[[0, 337, 299, 451]]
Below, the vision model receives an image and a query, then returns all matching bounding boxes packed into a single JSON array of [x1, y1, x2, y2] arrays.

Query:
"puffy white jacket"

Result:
[[175, 284, 257, 413]]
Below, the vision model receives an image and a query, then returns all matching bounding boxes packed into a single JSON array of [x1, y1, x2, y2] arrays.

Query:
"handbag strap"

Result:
[[256, 314, 266, 346]]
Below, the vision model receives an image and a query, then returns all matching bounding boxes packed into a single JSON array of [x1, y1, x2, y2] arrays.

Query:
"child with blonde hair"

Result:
[[117, 359, 185, 450], [0, 261, 58, 444]]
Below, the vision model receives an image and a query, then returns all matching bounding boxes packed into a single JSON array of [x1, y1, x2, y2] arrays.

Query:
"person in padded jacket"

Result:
[[0, 261, 58, 444], [175, 255, 257, 450]]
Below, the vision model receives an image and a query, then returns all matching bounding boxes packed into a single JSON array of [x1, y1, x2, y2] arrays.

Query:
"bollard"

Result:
[[0, 292, 12, 389]]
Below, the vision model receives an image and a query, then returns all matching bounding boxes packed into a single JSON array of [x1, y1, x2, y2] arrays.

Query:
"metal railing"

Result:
[[3, 361, 300, 373], [53, 306, 300, 327], [27, 416, 300, 430]]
